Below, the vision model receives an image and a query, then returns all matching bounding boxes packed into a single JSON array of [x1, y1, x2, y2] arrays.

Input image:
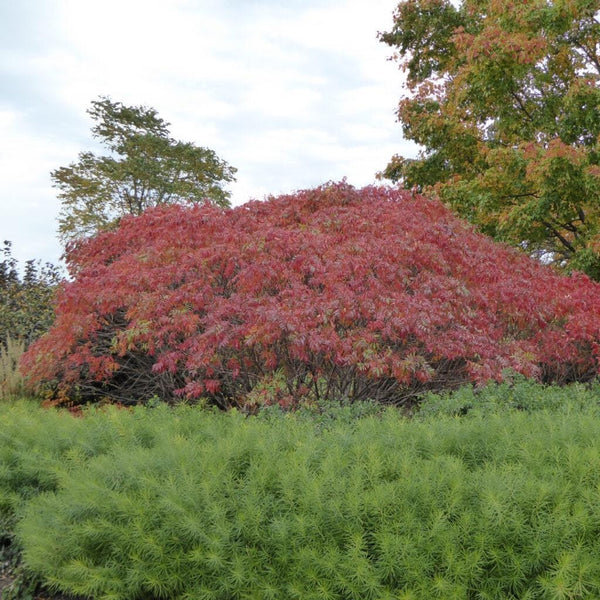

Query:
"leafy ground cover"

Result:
[[2, 381, 600, 599]]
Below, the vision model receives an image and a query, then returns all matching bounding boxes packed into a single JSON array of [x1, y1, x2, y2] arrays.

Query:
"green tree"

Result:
[[0, 241, 62, 347], [53, 97, 237, 244], [380, 0, 600, 278]]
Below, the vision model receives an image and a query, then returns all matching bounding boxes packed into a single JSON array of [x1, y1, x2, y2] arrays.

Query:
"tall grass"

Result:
[[0, 336, 25, 399]]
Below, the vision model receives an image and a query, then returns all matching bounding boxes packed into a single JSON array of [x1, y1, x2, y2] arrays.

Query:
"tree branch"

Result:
[[499, 192, 539, 201], [541, 219, 576, 254], [510, 90, 535, 123], [572, 40, 600, 76]]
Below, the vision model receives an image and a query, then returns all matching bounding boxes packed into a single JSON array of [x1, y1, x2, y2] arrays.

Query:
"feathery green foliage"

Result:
[[0, 401, 194, 599], [1, 386, 599, 600]]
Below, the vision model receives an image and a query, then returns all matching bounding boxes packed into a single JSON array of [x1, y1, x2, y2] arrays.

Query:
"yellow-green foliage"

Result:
[[3, 390, 600, 600], [0, 336, 25, 398]]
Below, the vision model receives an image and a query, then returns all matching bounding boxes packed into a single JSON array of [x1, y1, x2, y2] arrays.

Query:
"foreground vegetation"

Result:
[[2, 381, 600, 599]]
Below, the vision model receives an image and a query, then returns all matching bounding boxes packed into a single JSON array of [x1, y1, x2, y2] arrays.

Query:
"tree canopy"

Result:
[[22, 183, 600, 407], [380, 0, 600, 278], [0, 241, 62, 347], [53, 97, 237, 244]]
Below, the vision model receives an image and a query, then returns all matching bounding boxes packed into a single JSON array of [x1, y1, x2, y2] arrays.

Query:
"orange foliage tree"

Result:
[[380, 0, 600, 278]]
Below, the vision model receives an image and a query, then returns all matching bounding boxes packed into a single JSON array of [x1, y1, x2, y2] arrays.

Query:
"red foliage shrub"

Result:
[[21, 182, 600, 407]]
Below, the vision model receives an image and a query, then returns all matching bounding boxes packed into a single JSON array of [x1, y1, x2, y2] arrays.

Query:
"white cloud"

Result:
[[0, 109, 75, 266], [0, 0, 415, 267]]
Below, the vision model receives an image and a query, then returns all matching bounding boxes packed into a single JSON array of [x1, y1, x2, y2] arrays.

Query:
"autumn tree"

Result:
[[53, 97, 237, 244], [22, 183, 600, 408], [379, 0, 600, 278]]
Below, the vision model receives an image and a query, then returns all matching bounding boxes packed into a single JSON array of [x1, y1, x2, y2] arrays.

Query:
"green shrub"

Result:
[[13, 404, 600, 600], [257, 396, 385, 429], [0, 241, 62, 348], [416, 376, 600, 419]]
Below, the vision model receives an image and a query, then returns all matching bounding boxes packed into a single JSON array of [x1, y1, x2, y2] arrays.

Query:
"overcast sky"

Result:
[[1, 0, 417, 268]]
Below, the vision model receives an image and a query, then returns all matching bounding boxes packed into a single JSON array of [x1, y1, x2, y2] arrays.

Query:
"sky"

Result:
[[0, 0, 417, 269]]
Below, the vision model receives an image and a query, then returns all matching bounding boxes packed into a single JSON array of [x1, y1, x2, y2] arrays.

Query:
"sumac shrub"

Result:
[[21, 182, 600, 406]]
